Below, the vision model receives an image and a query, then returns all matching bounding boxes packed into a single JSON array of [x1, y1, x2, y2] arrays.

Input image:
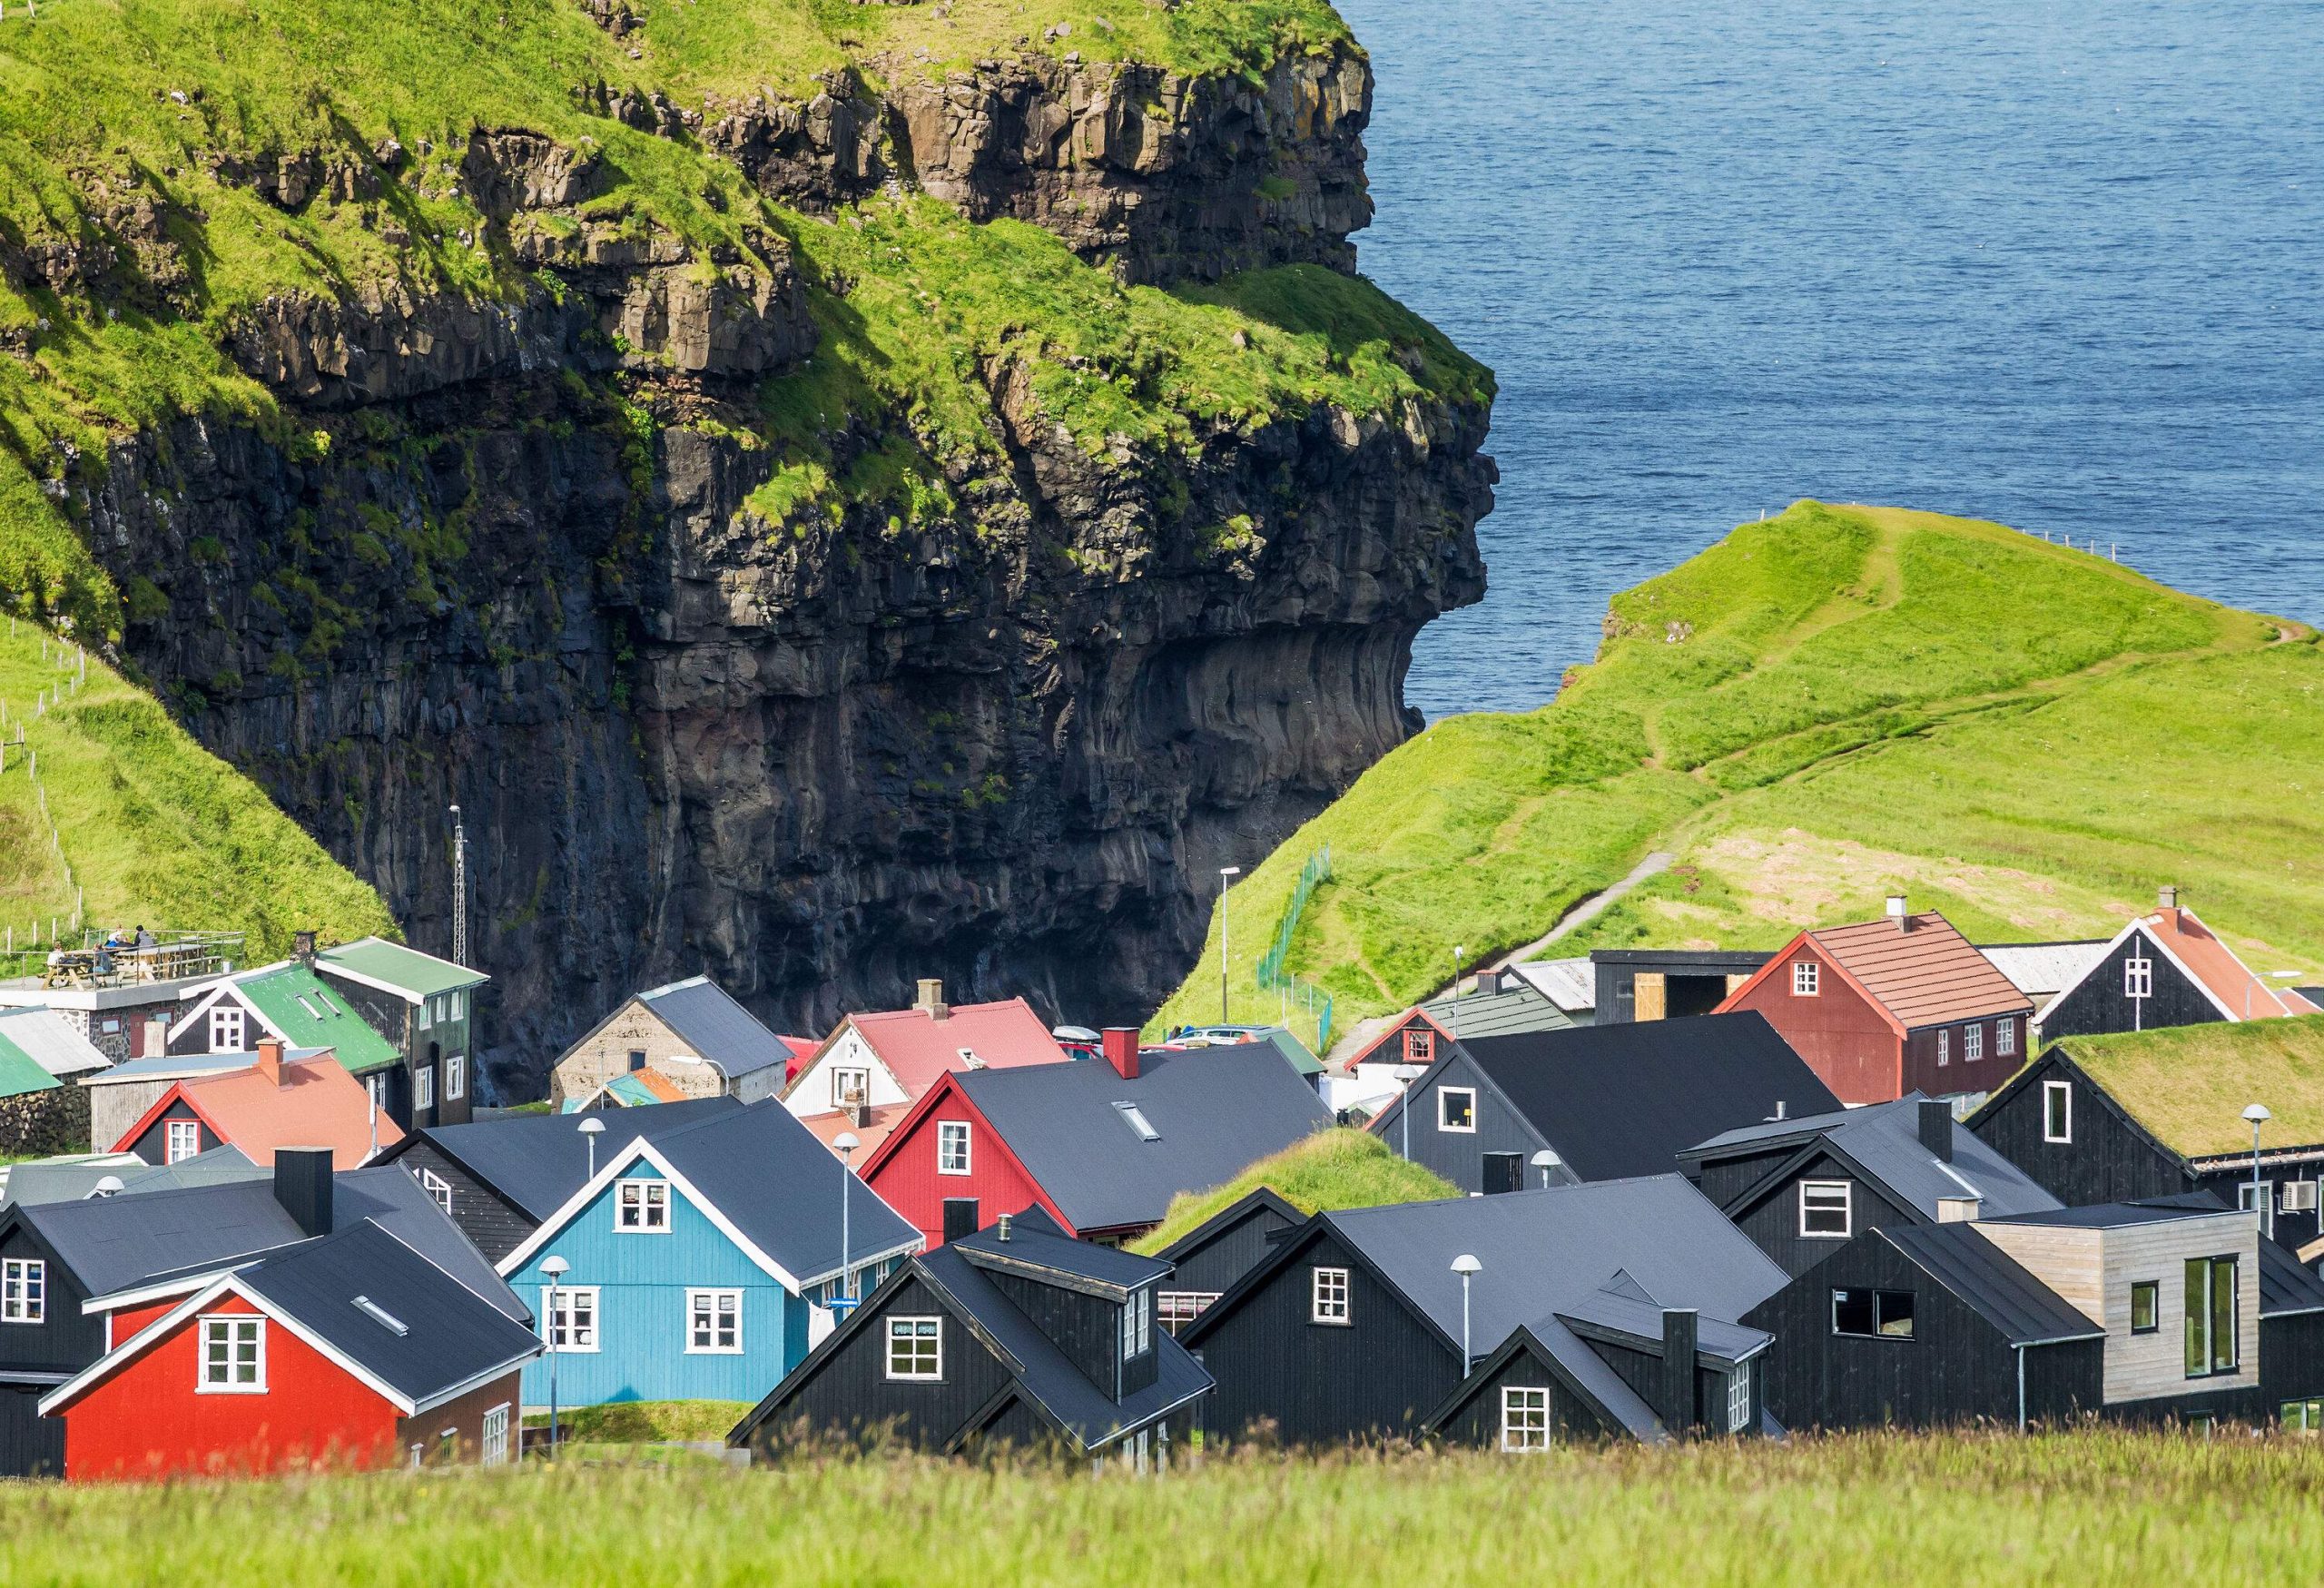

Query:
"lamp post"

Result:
[[1452, 1254, 1482, 1376], [2243, 1102, 2271, 1236], [540, 1254, 570, 1460], [834, 1131, 860, 1316], [578, 1114, 605, 1179], [1218, 866, 1242, 1025], [1531, 1149, 1561, 1189]]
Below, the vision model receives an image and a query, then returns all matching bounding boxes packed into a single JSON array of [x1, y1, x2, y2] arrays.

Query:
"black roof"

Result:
[[236, 1219, 541, 1406], [635, 976, 796, 1080], [952, 1205, 1172, 1298], [1151, 1187, 1306, 1267], [2259, 1239, 2324, 1317], [385, 1095, 744, 1220], [1686, 1095, 2060, 1223], [1452, 1011, 1841, 1181], [1590, 950, 1773, 968], [954, 1049, 1334, 1233], [1876, 1225, 2103, 1346]]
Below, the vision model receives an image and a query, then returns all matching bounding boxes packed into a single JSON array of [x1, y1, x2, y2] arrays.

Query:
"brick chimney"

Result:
[[255, 1035, 285, 1088], [293, 930, 318, 968], [915, 979, 950, 1021], [1886, 894, 1910, 932], [1102, 1027, 1141, 1080]]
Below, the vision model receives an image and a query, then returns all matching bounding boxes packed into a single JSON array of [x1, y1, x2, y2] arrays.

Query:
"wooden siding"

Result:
[[1369, 1051, 1553, 1195], [2191, 1160, 2324, 1258], [0, 1218, 103, 1382], [1434, 1347, 1620, 1448], [85, 1079, 174, 1162], [1743, 1233, 2102, 1430], [393, 1370, 523, 1465], [2041, 931, 2226, 1041], [865, 1086, 1058, 1248], [1191, 1229, 1462, 1445], [389, 1141, 537, 1264], [1969, 1051, 2195, 1208], [1165, 1201, 1302, 1298], [0, 1384, 63, 1477], [1900, 1016, 2027, 1100], [1721, 1149, 1920, 1278], [123, 1097, 213, 1165], [751, 1272, 1017, 1454], [2260, 1311, 2324, 1412], [989, 1271, 1120, 1400], [1720, 942, 1902, 1105]]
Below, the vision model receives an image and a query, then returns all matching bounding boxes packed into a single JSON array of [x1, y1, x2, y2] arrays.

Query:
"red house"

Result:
[[1716, 898, 2035, 1106], [111, 1037, 398, 1169], [41, 1214, 538, 1479]]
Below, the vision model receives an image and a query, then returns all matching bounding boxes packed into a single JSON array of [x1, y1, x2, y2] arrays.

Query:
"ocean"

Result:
[[1336, 0, 2324, 719]]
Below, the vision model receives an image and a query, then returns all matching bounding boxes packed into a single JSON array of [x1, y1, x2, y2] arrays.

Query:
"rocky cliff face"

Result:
[[75, 41, 1490, 1097]]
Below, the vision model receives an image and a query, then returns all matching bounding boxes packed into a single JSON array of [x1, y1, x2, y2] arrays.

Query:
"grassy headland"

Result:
[[1152, 503, 2324, 1042], [1129, 1127, 1454, 1255]]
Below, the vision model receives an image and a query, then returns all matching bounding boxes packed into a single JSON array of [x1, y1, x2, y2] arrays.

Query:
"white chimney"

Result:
[[1886, 894, 1910, 932]]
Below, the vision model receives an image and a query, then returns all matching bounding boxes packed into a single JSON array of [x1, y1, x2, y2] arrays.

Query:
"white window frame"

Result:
[[197, 1315, 266, 1392], [937, 1119, 972, 1176], [886, 1316, 942, 1381], [480, 1403, 511, 1465], [542, 1285, 600, 1353], [419, 1167, 455, 1217], [1119, 1287, 1152, 1358], [1500, 1386, 1550, 1452], [1157, 1291, 1221, 1333], [2240, 1181, 2277, 1239], [1791, 960, 1819, 997], [2125, 956, 2154, 1000], [212, 1004, 245, 1053], [2043, 1080, 2073, 1144], [686, 1287, 744, 1354], [1936, 1028, 1950, 1066], [1, 1258, 44, 1324], [415, 1064, 435, 1111], [418, 998, 434, 1031], [1799, 1180, 1852, 1238], [616, 1179, 672, 1232], [452, 990, 468, 1021], [166, 1119, 202, 1165], [445, 1053, 467, 1102], [1728, 1361, 1752, 1433], [1438, 1087, 1477, 1134], [1996, 1018, 2017, 1058], [1311, 1266, 1351, 1325], [1964, 1022, 1984, 1062], [832, 1066, 872, 1108]]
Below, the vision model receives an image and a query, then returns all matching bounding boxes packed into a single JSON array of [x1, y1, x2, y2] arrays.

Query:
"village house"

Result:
[[309, 935, 491, 1129], [548, 974, 807, 1110], [0, 931, 244, 1064], [1714, 899, 2034, 1105], [1147, 1188, 1308, 1333], [1590, 950, 1771, 1025], [2034, 889, 2317, 1042], [0, 1007, 108, 1159], [167, 959, 406, 1121], [111, 1038, 394, 1169]]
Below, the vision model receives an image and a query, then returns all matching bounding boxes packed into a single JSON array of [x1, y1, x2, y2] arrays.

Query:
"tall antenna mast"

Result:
[[449, 804, 468, 968]]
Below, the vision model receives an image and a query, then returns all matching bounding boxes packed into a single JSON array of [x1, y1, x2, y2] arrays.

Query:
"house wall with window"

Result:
[[1365, 1050, 1553, 1197], [1899, 1015, 2026, 1100], [321, 977, 474, 1130], [783, 1027, 913, 1118], [1157, 1197, 1305, 1305], [1967, 1051, 2195, 1208], [500, 1159, 809, 1407], [120, 1096, 216, 1166], [2039, 931, 2225, 1042], [862, 1084, 1060, 1248], [384, 1140, 537, 1263], [754, 1270, 1019, 1449], [1431, 1347, 1623, 1449], [549, 1002, 726, 1110], [0, 1216, 97, 1476], [162, 991, 252, 1059], [1742, 1234, 2102, 1432], [1718, 942, 1901, 1105], [2190, 1157, 2324, 1259], [1703, 1148, 1919, 1278]]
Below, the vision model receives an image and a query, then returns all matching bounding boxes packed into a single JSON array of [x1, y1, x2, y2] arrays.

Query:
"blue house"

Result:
[[497, 1100, 921, 1406]]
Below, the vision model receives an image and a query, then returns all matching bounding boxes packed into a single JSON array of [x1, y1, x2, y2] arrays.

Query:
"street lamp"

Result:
[[2243, 1103, 2272, 1235], [540, 1254, 570, 1460], [1531, 1149, 1561, 1189], [578, 1114, 605, 1180], [833, 1130, 861, 1316], [1452, 1254, 1482, 1376], [1219, 867, 1243, 1025]]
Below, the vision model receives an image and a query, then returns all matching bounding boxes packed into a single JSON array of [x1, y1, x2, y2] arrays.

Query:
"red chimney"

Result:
[[255, 1035, 285, 1088], [1101, 1027, 1141, 1080]]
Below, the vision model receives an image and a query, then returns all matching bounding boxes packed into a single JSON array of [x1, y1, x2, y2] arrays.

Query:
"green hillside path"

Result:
[[1152, 502, 2324, 1041]]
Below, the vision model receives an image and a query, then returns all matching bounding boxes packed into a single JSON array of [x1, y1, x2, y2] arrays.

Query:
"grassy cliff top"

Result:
[[1128, 1127, 1455, 1255], [1153, 503, 2324, 1046], [2049, 1016, 2324, 1159]]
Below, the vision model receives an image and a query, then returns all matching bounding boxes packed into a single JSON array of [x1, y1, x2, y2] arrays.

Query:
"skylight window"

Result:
[[352, 1295, 409, 1336], [1113, 1101, 1160, 1141]]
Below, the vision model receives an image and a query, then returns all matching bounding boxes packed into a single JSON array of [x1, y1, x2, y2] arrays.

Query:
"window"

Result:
[[1311, 1267, 1351, 1325], [198, 1316, 265, 1390], [1121, 1287, 1152, 1358], [687, 1289, 743, 1353], [2131, 1280, 2160, 1335], [2125, 957, 2153, 1000], [1, 1258, 44, 1324], [1832, 1288, 1915, 1340], [937, 1120, 972, 1176], [1799, 1180, 1852, 1238], [2043, 1080, 2073, 1143], [1996, 1018, 2017, 1058], [415, 1064, 435, 1111], [2240, 1180, 2276, 1238], [627, 1049, 647, 1073], [1438, 1087, 1476, 1133], [1936, 1029, 1950, 1066], [1727, 1362, 1752, 1433], [886, 1317, 942, 1380], [2283, 1399, 2324, 1433], [2184, 1256, 2239, 1378], [543, 1286, 599, 1352], [617, 1180, 672, 1231], [1158, 1292, 1221, 1335], [1501, 1386, 1549, 1452], [481, 1404, 512, 1465], [296, 995, 323, 1020], [212, 1005, 245, 1053], [418, 998, 433, 1031], [1792, 961, 1819, 997], [832, 1066, 871, 1108], [418, 1168, 455, 1217], [1964, 1022, 1984, 1062], [445, 1054, 467, 1102], [166, 1119, 202, 1165], [1403, 1029, 1435, 1065], [452, 991, 468, 1021], [1113, 1101, 1161, 1141]]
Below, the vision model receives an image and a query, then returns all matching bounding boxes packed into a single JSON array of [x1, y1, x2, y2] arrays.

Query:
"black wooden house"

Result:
[[2035, 891, 2317, 1043], [1147, 1188, 1306, 1335]]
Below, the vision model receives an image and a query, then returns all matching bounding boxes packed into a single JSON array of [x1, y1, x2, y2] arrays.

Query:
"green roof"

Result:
[[0, 1035, 60, 1099], [1256, 1027, 1324, 1078], [2053, 1015, 2324, 1159], [236, 964, 402, 1077], [314, 936, 487, 1001]]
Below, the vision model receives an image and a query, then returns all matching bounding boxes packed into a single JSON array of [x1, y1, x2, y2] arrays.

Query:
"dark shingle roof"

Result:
[[1686, 1095, 2061, 1221], [21, 1179, 313, 1298], [1454, 1012, 1841, 1181], [393, 1095, 743, 1219], [1876, 1225, 2102, 1346], [637, 976, 794, 1080], [237, 1220, 538, 1405], [955, 1049, 1334, 1233], [952, 1205, 1171, 1297], [1416, 984, 1575, 1041]]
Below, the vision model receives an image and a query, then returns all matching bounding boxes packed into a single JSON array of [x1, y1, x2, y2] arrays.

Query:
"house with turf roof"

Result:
[[112, 1038, 399, 1169], [311, 934, 489, 1129], [1147, 1187, 1308, 1334], [168, 955, 406, 1117]]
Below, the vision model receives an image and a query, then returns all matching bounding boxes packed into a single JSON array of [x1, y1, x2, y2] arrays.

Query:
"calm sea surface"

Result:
[[1337, 0, 2324, 718]]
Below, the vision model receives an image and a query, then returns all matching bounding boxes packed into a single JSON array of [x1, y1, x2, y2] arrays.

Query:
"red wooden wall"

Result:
[[865, 1084, 1068, 1248], [1721, 941, 1903, 1105]]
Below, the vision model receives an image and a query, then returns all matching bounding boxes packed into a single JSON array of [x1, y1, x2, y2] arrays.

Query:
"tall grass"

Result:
[[1131, 1128, 1455, 1254]]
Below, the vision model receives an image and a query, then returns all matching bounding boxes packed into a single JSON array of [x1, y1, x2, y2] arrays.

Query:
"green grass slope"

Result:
[[1152, 503, 2323, 1041], [7, 1435, 2324, 1583], [0, 617, 392, 972], [1128, 1128, 1454, 1255]]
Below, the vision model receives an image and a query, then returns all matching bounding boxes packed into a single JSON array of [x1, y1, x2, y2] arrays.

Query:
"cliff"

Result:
[[0, 0, 1492, 1093]]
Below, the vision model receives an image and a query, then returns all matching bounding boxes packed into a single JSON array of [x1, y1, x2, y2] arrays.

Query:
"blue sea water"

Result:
[[1336, 0, 2324, 719]]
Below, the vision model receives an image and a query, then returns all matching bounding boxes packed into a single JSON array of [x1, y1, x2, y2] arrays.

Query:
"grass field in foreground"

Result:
[[1152, 503, 2324, 1044], [6, 1434, 2324, 1585]]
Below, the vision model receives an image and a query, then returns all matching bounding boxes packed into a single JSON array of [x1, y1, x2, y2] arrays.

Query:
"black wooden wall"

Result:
[[990, 1271, 1126, 1399], [1368, 1052, 1552, 1196], [1710, 1147, 1922, 1277], [2041, 932, 2225, 1041], [0, 1386, 62, 1479], [2192, 1160, 2324, 1257], [752, 1271, 1016, 1453], [379, 1140, 537, 1262], [0, 1218, 100, 1477], [1165, 1201, 1302, 1298], [124, 1097, 214, 1166], [2260, 1311, 2324, 1412], [1434, 1348, 1620, 1447], [1968, 1052, 2193, 1208]]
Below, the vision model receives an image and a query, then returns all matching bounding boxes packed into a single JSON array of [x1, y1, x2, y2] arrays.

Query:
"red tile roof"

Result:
[[799, 1102, 914, 1159], [2145, 908, 2319, 1020], [1807, 912, 2034, 1030], [839, 998, 1071, 1099], [117, 1052, 398, 1169]]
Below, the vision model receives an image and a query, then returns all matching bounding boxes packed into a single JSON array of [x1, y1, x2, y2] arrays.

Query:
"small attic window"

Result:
[[959, 1047, 987, 1070], [352, 1295, 409, 1336], [1113, 1101, 1160, 1141]]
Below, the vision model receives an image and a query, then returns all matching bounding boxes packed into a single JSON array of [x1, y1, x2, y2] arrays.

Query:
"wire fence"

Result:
[[1255, 845, 1334, 1052], [0, 619, 90, 977]]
